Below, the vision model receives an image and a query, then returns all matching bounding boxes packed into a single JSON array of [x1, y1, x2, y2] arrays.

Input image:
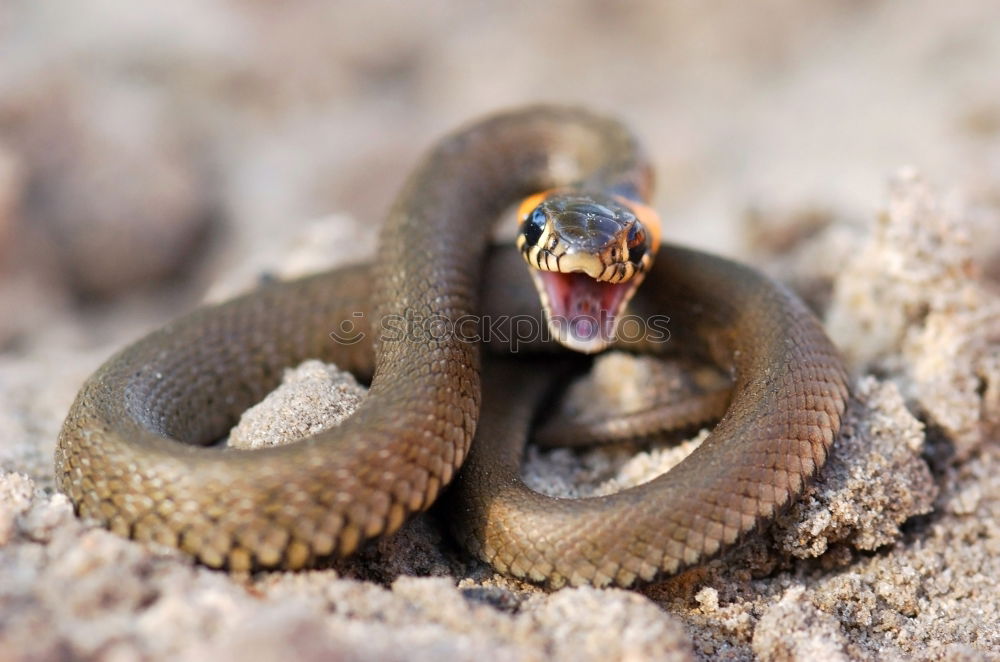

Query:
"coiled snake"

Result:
[[55, 106, 849, 588]]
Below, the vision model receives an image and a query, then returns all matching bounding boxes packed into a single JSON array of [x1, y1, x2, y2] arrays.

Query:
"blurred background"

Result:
[[1, 0, 998, 354]]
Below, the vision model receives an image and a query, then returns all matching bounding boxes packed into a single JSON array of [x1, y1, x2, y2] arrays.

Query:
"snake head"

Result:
[[516, 189, 661, 353]]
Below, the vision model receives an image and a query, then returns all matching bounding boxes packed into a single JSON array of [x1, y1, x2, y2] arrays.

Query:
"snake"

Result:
[[55, 106, 849, 588]]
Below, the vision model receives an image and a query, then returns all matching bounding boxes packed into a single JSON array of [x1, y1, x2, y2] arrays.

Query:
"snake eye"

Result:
[[627, 224, 647, 264], [521, 208, 546, 246]]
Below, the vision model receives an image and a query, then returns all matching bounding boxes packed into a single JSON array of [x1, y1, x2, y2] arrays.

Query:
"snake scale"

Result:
[[55, 106, 849, 588]]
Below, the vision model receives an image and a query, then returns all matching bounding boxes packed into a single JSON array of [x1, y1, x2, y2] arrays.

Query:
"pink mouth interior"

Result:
[[537, 271, 630, 349]]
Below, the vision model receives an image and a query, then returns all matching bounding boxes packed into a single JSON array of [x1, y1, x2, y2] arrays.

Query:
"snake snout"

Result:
[[515, 189, 661, 353]]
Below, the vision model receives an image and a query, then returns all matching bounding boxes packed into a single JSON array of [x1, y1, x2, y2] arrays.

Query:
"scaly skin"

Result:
[[55, 106, 848, 585], [451, 246, 849, 587]]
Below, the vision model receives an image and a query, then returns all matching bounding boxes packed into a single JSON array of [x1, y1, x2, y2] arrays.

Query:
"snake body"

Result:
[[55, 107, 849, 586], [454, 245, 849, 587]]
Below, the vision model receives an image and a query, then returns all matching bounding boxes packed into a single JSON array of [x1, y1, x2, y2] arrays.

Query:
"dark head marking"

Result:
[[529, 192, 637, 254]]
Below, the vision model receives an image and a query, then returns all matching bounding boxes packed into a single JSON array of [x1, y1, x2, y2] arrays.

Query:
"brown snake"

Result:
[[55, 106, 849, 588]]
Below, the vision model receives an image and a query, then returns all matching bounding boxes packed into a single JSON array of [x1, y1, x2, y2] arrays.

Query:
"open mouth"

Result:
[[531, 270, 635, 353]]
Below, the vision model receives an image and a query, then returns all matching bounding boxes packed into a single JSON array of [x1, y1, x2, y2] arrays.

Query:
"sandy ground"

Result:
[[2, 2, 1000, 660]]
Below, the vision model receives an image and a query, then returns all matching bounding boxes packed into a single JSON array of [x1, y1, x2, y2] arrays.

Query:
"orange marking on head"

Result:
[[516, 190, 558, 225], [613, 195, 662, 254]]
